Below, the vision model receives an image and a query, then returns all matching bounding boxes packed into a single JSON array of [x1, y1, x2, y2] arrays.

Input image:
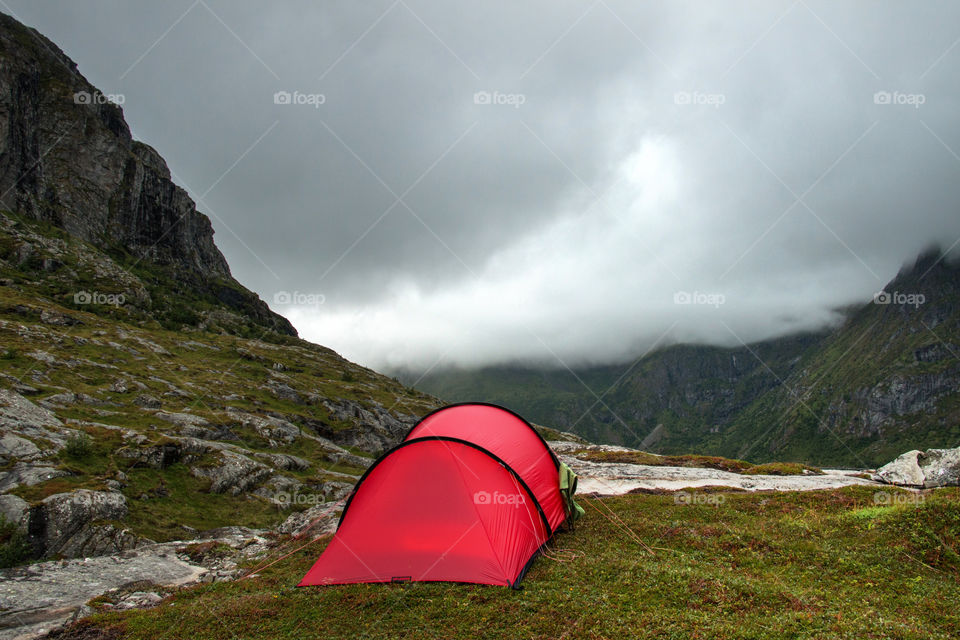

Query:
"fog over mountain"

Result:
[[10, 0, 960, 370]]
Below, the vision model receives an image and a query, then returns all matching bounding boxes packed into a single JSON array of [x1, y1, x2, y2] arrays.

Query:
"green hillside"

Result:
[[411, 251, 960, 468]]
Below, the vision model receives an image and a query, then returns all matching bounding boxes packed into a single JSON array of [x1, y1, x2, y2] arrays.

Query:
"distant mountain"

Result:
[[407, 333, 825, 457], [715, 249, 960, 467], [410, 249, 960, 467]]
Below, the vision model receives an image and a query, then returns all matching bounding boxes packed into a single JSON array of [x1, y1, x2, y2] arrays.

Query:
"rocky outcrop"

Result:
[[26, 490, 141, 559], [0, 493, 28, 526], [920, 448, 960, 487], [190, 450, 273, 495], [277, 503, 342, 537], [315, 399, 417, 453], [0, 462, 69, 493], [0, 12, 295, 336], [0, 14, 227, 276], [875, 450, 925, 486], [0, 388, 75, 454], [876, 446, 960, 488], [0, 529, 268, 640]]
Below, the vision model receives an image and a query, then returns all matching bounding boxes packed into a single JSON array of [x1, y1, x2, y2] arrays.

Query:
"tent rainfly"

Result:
[[298, 403, 583, 588]]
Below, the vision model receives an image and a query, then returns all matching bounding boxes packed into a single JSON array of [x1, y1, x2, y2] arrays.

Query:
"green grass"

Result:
[[741, 462, 823, 476], [119, 463, 287, 542], [53, 486, 960, 639], [574, 450, 824, 476]]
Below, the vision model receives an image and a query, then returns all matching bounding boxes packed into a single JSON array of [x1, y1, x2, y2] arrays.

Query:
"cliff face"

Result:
[[0, 12, 293, 335], [0, 13, 229, 276]]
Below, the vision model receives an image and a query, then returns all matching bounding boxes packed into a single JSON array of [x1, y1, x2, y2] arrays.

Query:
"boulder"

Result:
[[0, 493, 29, 526], [0, 432, 41, 461], [317, 399, 419, 453], [113, 591, 165, 610], [877, 447, 960, 488], [39, 309, 81, 326], [27, 490, 138, 558], [0, 462, 70, 493], [226, 410, 299, 446], [0, 389, 72, 451], [133, 393, 162, 408], [876, 450, 925, 486], [190, 451, 272, 495], [156, 411, 209, 427], [253, 452, 311, 471], [919, 448, 960, 488], [265, 380, 304, 405], [277, 503, 342, 537]]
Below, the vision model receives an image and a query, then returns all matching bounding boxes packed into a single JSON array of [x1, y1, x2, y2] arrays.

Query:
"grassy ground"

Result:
[[575, 450, 823, 476], [56, 485, 960, 640]]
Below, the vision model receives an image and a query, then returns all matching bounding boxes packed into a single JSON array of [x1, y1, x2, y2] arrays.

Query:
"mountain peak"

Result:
[[0, 11, 294, 336]]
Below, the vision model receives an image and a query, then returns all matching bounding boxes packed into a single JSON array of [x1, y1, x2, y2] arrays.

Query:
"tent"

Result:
[[298, 403, 582, 588]]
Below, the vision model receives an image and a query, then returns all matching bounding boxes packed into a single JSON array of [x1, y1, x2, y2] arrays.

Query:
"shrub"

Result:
[[64, 432, 94, 459], [0, 516, 32, 568]]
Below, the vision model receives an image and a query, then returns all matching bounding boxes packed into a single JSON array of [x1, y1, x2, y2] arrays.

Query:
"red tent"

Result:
[[298, 403, 573, 588]]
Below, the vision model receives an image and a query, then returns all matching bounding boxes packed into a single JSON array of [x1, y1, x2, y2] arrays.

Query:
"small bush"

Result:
[[341, 371, 356, 383], [0, 516, 32, 568], [64, 432, 94, 459]]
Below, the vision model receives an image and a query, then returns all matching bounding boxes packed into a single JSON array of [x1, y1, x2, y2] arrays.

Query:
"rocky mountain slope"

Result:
[[0, 12, 292, 336], [0, 224, 440, 564], [715, 249, 960, 466], [412, 250, 960, 467], [0, 8, 448, 574]]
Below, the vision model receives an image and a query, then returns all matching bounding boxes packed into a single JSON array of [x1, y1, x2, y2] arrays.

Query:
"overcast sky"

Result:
[[8, 1, 960, 370]]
